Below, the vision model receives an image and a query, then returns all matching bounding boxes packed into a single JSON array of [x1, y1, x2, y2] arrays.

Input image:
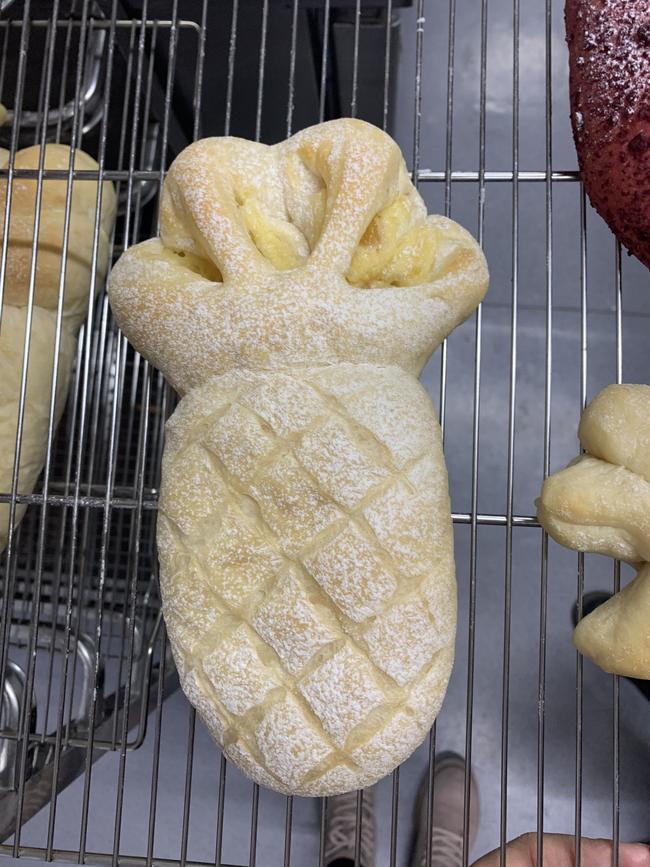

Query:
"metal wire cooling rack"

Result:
[[0, 0, 202, 859], [1, 0, 649, 865]]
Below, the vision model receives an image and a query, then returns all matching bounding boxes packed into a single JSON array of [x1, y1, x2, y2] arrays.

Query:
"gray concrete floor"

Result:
[[10, 0, 650, 862]]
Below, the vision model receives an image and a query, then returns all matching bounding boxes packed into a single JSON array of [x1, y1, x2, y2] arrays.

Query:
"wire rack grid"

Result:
[[0, 0, 648, 865], [0, 0, 205, 860]]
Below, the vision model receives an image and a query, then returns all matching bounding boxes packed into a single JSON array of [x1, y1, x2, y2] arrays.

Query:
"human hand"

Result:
[[472, 833, 650, 867]]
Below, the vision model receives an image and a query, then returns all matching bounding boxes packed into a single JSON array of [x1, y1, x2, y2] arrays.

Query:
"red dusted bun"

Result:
[[566, 0, 650, 270]]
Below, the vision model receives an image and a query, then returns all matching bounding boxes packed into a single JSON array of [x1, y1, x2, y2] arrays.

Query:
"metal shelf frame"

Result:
[[0, 0, 633, 865]]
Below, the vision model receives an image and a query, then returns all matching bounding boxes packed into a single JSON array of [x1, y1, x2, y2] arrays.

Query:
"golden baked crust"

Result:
[[538, 383, 650, 677], [108, 118, 488, 794], [0, 145, 116, 328]]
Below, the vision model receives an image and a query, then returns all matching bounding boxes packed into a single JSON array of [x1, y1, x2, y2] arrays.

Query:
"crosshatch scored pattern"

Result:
[[159, 366, 455, 795]]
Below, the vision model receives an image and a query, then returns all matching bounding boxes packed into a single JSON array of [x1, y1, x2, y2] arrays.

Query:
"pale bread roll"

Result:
[[538, 383, 650, 677], [0, 144, 116, 550], [574, 563, 650, 679], [0, 306, 75, 551], [579, 384, 650, 484], [108, 118, 489, 794], [537, 454, 650, 565], [0, 145, 116, 327]]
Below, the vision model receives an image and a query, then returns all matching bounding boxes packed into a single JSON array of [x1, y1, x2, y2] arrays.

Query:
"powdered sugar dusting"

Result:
[[108, 119, 488, 397], [299, 643, 386, 747], [107, 118, 489, 796]]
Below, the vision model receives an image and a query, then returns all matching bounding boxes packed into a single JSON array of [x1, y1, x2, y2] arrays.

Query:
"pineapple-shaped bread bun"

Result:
[[108, 119, 488, 795]]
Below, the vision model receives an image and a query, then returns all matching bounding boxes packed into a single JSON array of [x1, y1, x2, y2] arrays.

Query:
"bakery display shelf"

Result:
[[0, 0, 643, 865]]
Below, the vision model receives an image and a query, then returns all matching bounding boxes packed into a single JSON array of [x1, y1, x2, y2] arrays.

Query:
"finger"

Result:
[[472, 834, 650, 867], [547, 835, 650, 867]]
